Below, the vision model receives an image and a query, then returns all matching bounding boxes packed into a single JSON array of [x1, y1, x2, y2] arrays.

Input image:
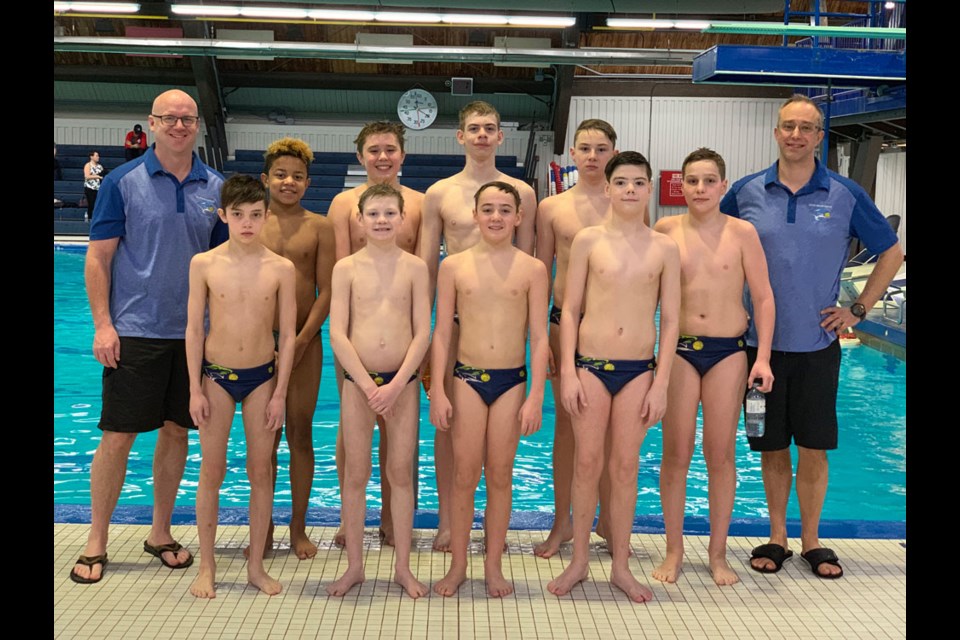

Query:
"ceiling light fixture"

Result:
[[607, 18, 710, 30], [171, 4, 239, 17], [307, 9, 376, 21], [375, 11, 442, 24], [239, 7, 308, 19], [441, 14, 510, 25], [54, 2, 140, 13]]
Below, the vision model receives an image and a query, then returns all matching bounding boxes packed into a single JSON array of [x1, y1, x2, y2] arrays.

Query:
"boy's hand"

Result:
[[546, 348, 558, 379], [189, 391, 209, 428], [362, 384, 383, 414], [370, 380, 403, 416], [430, 393, 453, 431], [747, 360, 775, 393], [265, 395, 285, 431], [639, 384, 667, 429], [292, 334, 310, 369], [561, 373, 587, 416], [93, 325, 121, 368], [518, 396, 543, 436]]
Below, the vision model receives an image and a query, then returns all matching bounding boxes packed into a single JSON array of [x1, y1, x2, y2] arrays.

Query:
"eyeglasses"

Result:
[[151, 114, 200, 127], [779, 121, 821, 135]]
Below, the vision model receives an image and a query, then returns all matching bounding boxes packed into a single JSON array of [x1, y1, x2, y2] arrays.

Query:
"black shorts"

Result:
[[745, 340, 840, 452], [98, 337, 194, 433]]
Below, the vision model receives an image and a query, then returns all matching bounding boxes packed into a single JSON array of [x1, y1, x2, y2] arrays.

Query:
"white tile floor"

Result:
[[55, 524, 906, 639]]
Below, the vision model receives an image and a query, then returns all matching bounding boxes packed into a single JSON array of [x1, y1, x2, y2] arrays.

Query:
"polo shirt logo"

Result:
[[809, 204, 833, 221], [196, 196, 217, 215]]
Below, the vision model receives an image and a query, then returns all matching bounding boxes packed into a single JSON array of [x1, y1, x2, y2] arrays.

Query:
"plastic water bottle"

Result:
[[745, 382, 766, 438]]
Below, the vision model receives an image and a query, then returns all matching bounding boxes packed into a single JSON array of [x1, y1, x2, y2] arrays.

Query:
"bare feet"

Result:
[[709, 557, 740, 586], [394, 568, 428, 599], [534, 521, 573, 559], [610, 566, 653, 603], [248, 568, 283, 595], [432, 529, 451, 552], [326, 565, 365, 597], [333, 528, 346, 548], [547, 562, 589, 596], [243, 521, 275, 559], [651, 550, 683, 583], [379, 527, 395, 548], [433, 565, 467, 597], [291, 528, 318, 560], [190, 566, 217, 599], [485, 564, 514, 598]]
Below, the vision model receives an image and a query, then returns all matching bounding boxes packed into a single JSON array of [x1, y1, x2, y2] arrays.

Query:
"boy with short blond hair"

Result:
[[186, 174, 297, 598], [548, 152, 680, 604], [430, 181, 549, 598], [326, 183, 432, 599]]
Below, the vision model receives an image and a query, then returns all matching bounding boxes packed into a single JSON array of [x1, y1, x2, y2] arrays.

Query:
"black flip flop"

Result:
[[801, 548, 844, 579], [70, 553, 108, 584], [749, 543, 793, 573], [143, 541, 194, 569]]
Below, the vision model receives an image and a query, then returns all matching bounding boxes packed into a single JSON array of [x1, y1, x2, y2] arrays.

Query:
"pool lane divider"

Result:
[[54, 504, 905, 540]]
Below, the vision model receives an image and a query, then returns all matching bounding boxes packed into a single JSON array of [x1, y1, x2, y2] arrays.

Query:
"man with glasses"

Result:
[[71, 89, 227, 584], [720, 94, 902, 579]]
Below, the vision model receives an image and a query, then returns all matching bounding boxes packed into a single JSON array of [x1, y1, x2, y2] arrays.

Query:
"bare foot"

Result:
[[651, 550, 683, 583], [610, 566, 653, 603], [433, 565, 467, 597], [333, 528, 346, 548], [326, 565, 365, 597], [534, 522, 573, 559], [244, 521, 275, 560], [379, 527, 395, 548], [190, 566, 217, 599], [248, 568, 282, 595], [291, 529, 318, 560], [485, 564, 514, 598], [432, 529, 451, 553], [547, 562, 589, 596], [709, 557, 740, 586], [394, 568, 428, 599]]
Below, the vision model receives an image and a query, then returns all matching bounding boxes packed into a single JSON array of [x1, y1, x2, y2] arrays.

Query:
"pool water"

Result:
[[54, 248, 906, 524]]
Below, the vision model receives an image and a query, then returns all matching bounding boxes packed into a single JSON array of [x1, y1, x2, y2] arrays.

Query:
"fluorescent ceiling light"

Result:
[[507, 16, 576, 27], [240, 7, 308, 19], [442, 14, 510, 25], [375, 12, 442, 23], [54, 2, 140, 12], [607, 18, 711, 30], [171, 4, 240, 17], [307, 9, 376, 21]]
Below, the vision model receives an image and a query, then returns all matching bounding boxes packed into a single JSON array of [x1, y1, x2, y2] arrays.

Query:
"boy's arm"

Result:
[[519, 261, 550, 436], [642, 237, 681, 428], [267, 260, 298, 431], [559, 232, 590, 415], [534, 200, 556, 297], [293, 217, 336, 367], [328, 262, 379, 402], [740, 224, 776, 392], [418, 186, 444, 303], [85, 238, 121, 368], [428, 260, 457, 430], [185, 254, 210, 427], [516, 183, 538, 255], [327, 193, 354, 262]]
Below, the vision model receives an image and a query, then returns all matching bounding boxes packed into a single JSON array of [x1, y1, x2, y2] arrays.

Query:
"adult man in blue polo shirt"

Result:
[[721, 95, 902, 579], [71, 89, 226, 584]]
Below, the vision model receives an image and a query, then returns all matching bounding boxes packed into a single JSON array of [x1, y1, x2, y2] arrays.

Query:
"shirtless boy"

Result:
[[430, 181, 548, 597], [258, 138, 336, 560], [534, 118, 618, 558], [326, 184, 431, 599], [419, 100, 538, 550], [651, 148, 775, 586], [328, 121, 424, 546], [548, 152, 680, 604], [186, 175, 297, 598]]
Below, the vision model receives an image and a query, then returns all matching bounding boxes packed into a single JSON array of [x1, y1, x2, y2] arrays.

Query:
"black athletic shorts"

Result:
[[745, 340, 840, 452], [98, 337, 194, 433]]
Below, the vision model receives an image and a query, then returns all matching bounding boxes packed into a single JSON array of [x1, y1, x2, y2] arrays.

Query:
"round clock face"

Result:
[[397, 88, 438, 130]]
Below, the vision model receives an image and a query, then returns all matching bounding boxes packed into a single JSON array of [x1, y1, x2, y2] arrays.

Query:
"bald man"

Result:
[[71, 89, 228, 584]]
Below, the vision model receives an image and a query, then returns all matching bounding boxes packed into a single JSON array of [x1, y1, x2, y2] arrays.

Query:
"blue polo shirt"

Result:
[[720, 159, 898, 353], [89, 146, 226, 339]]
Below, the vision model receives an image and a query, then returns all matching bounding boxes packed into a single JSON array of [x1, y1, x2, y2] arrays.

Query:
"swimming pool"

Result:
[[54, 247, 905, 532]]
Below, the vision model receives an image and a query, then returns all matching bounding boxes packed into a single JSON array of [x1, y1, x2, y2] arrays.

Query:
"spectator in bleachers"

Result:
[[83, 151, 104, 222], [54, 143, 63, 181], [125, 123, 148, 162]]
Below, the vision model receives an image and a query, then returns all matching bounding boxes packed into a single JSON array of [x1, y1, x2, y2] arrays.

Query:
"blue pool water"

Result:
[[54, 248, 906, 528]]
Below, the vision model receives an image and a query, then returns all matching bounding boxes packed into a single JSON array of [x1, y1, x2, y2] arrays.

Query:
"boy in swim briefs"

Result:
[[548, 151, 680, 604], [186, 174, 297, 598], [652, 148, 775, 586], [429, 181, 549, 598], [326, 183, 432, 599]]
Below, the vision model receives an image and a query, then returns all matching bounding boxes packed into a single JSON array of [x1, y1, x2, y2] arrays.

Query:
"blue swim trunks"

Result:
[[202, 359, 276, 403], [675, 334, 746, 377], [549, 304, 562, 326], [453, 361, 527, 406], [575, 354, 656, 396], [343, 369, 418, 387]]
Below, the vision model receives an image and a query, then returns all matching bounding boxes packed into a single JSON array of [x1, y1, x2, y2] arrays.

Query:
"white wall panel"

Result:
[[876, 151, 906, 254]]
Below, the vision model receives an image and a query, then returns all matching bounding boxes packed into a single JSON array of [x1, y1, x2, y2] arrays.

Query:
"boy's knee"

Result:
[[385, 463, 412, 489], [607, 457, 639, 485], [574, 450, 604, 480], [484, 467, 513, 493], [453, 466, 482, 490], [202, 460, 227, 485]]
